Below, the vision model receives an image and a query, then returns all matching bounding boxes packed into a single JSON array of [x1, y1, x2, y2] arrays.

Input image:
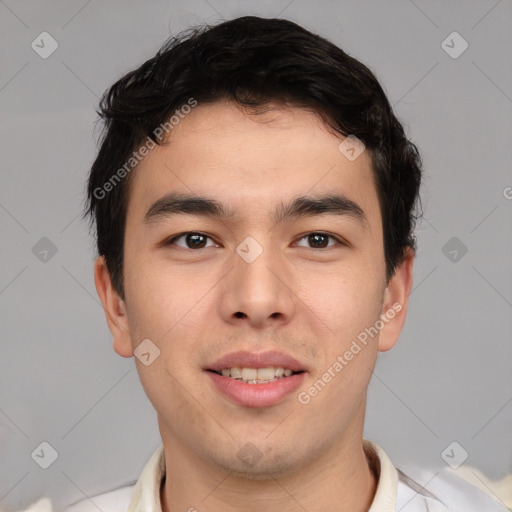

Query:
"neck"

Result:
[[159, 423, 377, 512]]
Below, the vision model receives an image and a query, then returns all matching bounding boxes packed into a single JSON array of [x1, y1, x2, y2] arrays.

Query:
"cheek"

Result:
[[124, 253, 217, 380], [124, 253, 196, 334], [296, 264, 384, 343], [136, 355, 214, 447]]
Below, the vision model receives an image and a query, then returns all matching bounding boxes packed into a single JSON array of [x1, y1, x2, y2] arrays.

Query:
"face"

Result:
[[95, 100, 413, 479]]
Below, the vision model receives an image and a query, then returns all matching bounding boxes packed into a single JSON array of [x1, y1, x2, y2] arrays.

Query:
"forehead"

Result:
[[125, 101, 381, 229]]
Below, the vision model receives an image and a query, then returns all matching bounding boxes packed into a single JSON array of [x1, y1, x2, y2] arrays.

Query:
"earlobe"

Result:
[[377, 247, 415, 352], [93, 256, 134, 358]]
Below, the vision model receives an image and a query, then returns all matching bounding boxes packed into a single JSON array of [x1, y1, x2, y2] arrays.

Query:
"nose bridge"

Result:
[[220, 234, 296, 327], [237, 240, 280, 293]]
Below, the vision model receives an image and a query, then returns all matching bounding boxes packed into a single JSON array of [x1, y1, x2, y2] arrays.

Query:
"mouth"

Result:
[[204, 350, 308, 408]]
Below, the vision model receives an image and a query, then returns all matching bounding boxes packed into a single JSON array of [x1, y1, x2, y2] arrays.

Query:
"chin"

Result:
[[212, 450, 304, 481]]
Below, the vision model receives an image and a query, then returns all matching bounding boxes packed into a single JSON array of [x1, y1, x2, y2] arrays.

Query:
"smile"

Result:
[[212, 366, 300, 384]]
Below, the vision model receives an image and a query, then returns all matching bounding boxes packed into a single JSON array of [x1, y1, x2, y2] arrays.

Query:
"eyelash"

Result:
[[165, 231, 346, 250]]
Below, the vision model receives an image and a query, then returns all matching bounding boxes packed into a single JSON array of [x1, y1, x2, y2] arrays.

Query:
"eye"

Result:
[[164, 231, 345, 250], [295, 232, 344, 249], [166, 232, 218, 249]]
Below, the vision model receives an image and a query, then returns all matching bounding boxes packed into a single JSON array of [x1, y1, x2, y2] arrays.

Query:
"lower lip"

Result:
[[206, 371, 306, 408]]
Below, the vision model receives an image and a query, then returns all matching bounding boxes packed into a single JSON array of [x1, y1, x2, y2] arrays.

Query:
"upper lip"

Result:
[[207, 350, 307, 373]]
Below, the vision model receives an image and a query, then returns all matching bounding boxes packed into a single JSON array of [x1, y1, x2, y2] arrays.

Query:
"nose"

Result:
[[218, 241, 296, 330]]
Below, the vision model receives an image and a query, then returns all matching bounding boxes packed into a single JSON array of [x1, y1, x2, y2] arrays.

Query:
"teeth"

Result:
[[241, 368, 258, 381], [275, 367, 285, 378], [256, 367, 275, 380], [231, 367, 242, 379], [217, 366, 296, 383]]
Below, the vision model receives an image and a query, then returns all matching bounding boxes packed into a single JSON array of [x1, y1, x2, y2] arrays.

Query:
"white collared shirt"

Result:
[[42, 440, 507, 511]]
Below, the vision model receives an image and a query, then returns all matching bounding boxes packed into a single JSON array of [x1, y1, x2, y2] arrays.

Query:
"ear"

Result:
[[94, 255, 134, 358], [378, 247, 415, 352]]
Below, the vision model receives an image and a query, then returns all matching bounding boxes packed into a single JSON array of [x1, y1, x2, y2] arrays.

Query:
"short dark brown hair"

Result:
[[83, 15, 423, 300]]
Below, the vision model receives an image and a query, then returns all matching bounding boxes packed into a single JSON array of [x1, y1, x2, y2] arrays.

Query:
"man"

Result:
[[56, 15, 506, 512]]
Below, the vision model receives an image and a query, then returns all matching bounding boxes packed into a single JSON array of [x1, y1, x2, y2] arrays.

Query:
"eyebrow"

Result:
[[143, 192, 369, 229]]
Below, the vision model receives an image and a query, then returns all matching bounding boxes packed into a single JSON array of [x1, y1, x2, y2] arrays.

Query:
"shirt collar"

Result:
[[364, 439, 399, 512], [128, 439, 399, 511], [127, 443, 165, 512]]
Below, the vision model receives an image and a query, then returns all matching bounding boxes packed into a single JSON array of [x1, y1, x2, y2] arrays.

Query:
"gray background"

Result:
[[1, 0, 511, 510]]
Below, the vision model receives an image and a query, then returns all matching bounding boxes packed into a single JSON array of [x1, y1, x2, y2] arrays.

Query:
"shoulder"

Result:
[[62, 484, 135, 512], [396, 466, 509, 512]]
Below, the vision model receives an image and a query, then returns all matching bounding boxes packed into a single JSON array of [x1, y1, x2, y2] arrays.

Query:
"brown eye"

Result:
[[308, 233, 329, 248], [295, 232, 342, 249], [167, 232, 216, 249]]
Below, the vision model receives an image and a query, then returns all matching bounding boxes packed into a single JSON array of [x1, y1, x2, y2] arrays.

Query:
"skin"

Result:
[[94, 100, 414, 512]]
